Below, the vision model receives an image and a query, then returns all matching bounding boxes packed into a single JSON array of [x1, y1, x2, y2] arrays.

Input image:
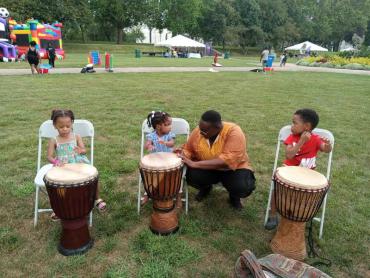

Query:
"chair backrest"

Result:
[[274, 125, 335, 180], [278, 125, 334, 145], [37, 119, 95, 171], [140, 117, 190, 158]]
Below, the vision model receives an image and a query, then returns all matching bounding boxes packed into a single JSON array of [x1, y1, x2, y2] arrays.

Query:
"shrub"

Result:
[[326, 62, 335, 68], [338, 51, 355, 58], [349, 57, 370, 66], [344, 63, 365, 70]]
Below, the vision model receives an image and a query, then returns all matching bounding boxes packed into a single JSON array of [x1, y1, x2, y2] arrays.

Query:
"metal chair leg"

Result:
[[89, 211, 93, 227], [264, 181, 274, 225], [137, 175, 142, 215], [34, 185, 40, 227], [185, 181, 188, 215]]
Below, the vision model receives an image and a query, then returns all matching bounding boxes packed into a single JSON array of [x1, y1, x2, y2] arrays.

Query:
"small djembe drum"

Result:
[[44, 163, 98, 256], [139, 152, 184, 235], [270, 166, 329, 261]]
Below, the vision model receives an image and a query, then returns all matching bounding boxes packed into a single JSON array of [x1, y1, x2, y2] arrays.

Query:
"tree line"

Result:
[[3, 0, 370, 50]]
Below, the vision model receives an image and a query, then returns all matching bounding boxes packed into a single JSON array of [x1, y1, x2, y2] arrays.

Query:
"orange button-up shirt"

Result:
[[183, 122, 252, 171]]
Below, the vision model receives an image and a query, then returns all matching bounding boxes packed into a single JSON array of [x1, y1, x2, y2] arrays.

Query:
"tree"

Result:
[[234, 0, 264, 49], [162, 0, 203, 37], [94, 0, 145, 44], [142, 0, 168, 43], [198, 0, 240, 49]]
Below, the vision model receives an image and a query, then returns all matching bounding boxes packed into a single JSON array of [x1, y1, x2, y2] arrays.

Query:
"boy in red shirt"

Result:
[[265, 108, 332, 230]]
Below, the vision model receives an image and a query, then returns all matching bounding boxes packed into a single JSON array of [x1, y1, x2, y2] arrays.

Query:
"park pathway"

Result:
[[0, 63, 369, 76]]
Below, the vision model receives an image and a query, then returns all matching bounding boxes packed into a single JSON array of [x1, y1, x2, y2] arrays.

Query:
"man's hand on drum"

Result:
[[180, 154, 196, 168], [173, 147, 183, 156]]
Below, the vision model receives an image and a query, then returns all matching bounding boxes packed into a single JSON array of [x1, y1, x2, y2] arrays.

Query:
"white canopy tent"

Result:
[[340, 46, 356, 52], [285, 41, 328, 52], [155, 34, 205, 48], [155, 35, 205, 57]]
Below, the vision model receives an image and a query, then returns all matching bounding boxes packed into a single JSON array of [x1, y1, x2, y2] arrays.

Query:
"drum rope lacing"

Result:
[[307, 220, 332, 267], [44, 176, 99, 188]]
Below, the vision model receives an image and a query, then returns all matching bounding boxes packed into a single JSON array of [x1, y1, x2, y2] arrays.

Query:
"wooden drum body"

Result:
[[140, 152, 183, 235], [44, 163, 98, 256], [270, 166, 329, 260]]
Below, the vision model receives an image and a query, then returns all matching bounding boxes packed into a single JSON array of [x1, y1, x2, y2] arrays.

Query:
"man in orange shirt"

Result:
[[181, 110, 256, 209]]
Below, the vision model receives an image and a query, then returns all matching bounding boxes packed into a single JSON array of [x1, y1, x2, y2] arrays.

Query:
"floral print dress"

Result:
[[55, 134, 90, 164]]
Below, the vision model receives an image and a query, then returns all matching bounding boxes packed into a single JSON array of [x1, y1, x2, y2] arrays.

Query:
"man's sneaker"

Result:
[[264, 215, 278, 230], [229, 196, 243, 210], [195, 185, 212, 202]]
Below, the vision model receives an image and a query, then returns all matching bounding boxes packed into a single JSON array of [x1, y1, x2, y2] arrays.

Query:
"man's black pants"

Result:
[[186, 168, 256, 198]]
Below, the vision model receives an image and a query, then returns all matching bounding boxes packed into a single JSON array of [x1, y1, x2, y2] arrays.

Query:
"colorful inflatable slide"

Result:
[[0, 7, 65, 61], [10, 19, 64, 59]]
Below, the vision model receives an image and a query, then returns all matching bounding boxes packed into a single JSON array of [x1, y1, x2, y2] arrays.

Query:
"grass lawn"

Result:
[[0, 71, 369, 277], [0, 42, 260, 69], [0, 54, 260, 69]]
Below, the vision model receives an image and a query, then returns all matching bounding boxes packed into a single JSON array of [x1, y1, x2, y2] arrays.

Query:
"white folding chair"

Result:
[[264, 125, 334, 238], [33, 119, 95, 227], [137, 118, 190, 215]]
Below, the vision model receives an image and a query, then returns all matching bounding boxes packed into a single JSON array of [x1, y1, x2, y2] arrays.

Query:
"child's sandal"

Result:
[[95, 199, 107, 212], [175, 195, 183, 210], [50, 212, 59, 222], [140, 195, 149, 206]]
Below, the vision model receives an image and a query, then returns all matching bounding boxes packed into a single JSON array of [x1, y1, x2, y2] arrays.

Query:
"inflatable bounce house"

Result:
[[0, 7, 17, 62], [0, 7, 65, 62], [10, 19, 64, 60]]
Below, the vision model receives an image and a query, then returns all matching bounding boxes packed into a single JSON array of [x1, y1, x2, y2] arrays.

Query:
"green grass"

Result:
[[0, 54, 259, 69], [0, 71, 369, 277], [0, 42, 260, 69]]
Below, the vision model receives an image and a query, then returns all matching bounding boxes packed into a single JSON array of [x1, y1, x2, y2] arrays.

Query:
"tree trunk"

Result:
[[116, 27, 123, 44], [149, 27, 152, 44], [79, 24, 86, 43]]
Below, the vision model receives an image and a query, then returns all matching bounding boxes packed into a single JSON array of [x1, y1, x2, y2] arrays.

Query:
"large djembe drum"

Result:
[[44, 163, 98, 256], [270, 166, 329, 261], [139, 152, 184, 235]]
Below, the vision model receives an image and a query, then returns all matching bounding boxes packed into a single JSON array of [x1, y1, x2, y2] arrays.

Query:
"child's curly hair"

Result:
[[51, 109, 75, 124], [147, 111, 170, 129]]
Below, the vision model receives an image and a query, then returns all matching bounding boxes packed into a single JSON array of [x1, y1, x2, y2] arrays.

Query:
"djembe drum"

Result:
[[270, 166, 329, 261], [44, 163, 98, 256], [139, 152, 184, 235]]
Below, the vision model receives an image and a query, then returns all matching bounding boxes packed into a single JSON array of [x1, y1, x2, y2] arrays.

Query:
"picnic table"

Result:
[[142, 51, 165, 56]]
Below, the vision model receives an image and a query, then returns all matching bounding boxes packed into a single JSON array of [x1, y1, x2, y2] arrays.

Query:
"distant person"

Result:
[[26, 41, 40, 74], [172, 49, 178, 58], [305, 46, 311, 57], [46, 43, 56, 68], [260, 47, 269, 69], [280, 51, 288, 67]]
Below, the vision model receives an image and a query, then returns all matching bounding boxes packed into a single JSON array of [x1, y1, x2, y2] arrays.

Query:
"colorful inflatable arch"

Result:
[[0, 7, 17, 62], [10, 19, 65, 59]]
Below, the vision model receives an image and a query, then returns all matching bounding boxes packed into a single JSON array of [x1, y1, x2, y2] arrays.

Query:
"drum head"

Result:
[[275, 166, 328, 190], [140, 152, 182, 170], [45, 163, 98, 184]]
